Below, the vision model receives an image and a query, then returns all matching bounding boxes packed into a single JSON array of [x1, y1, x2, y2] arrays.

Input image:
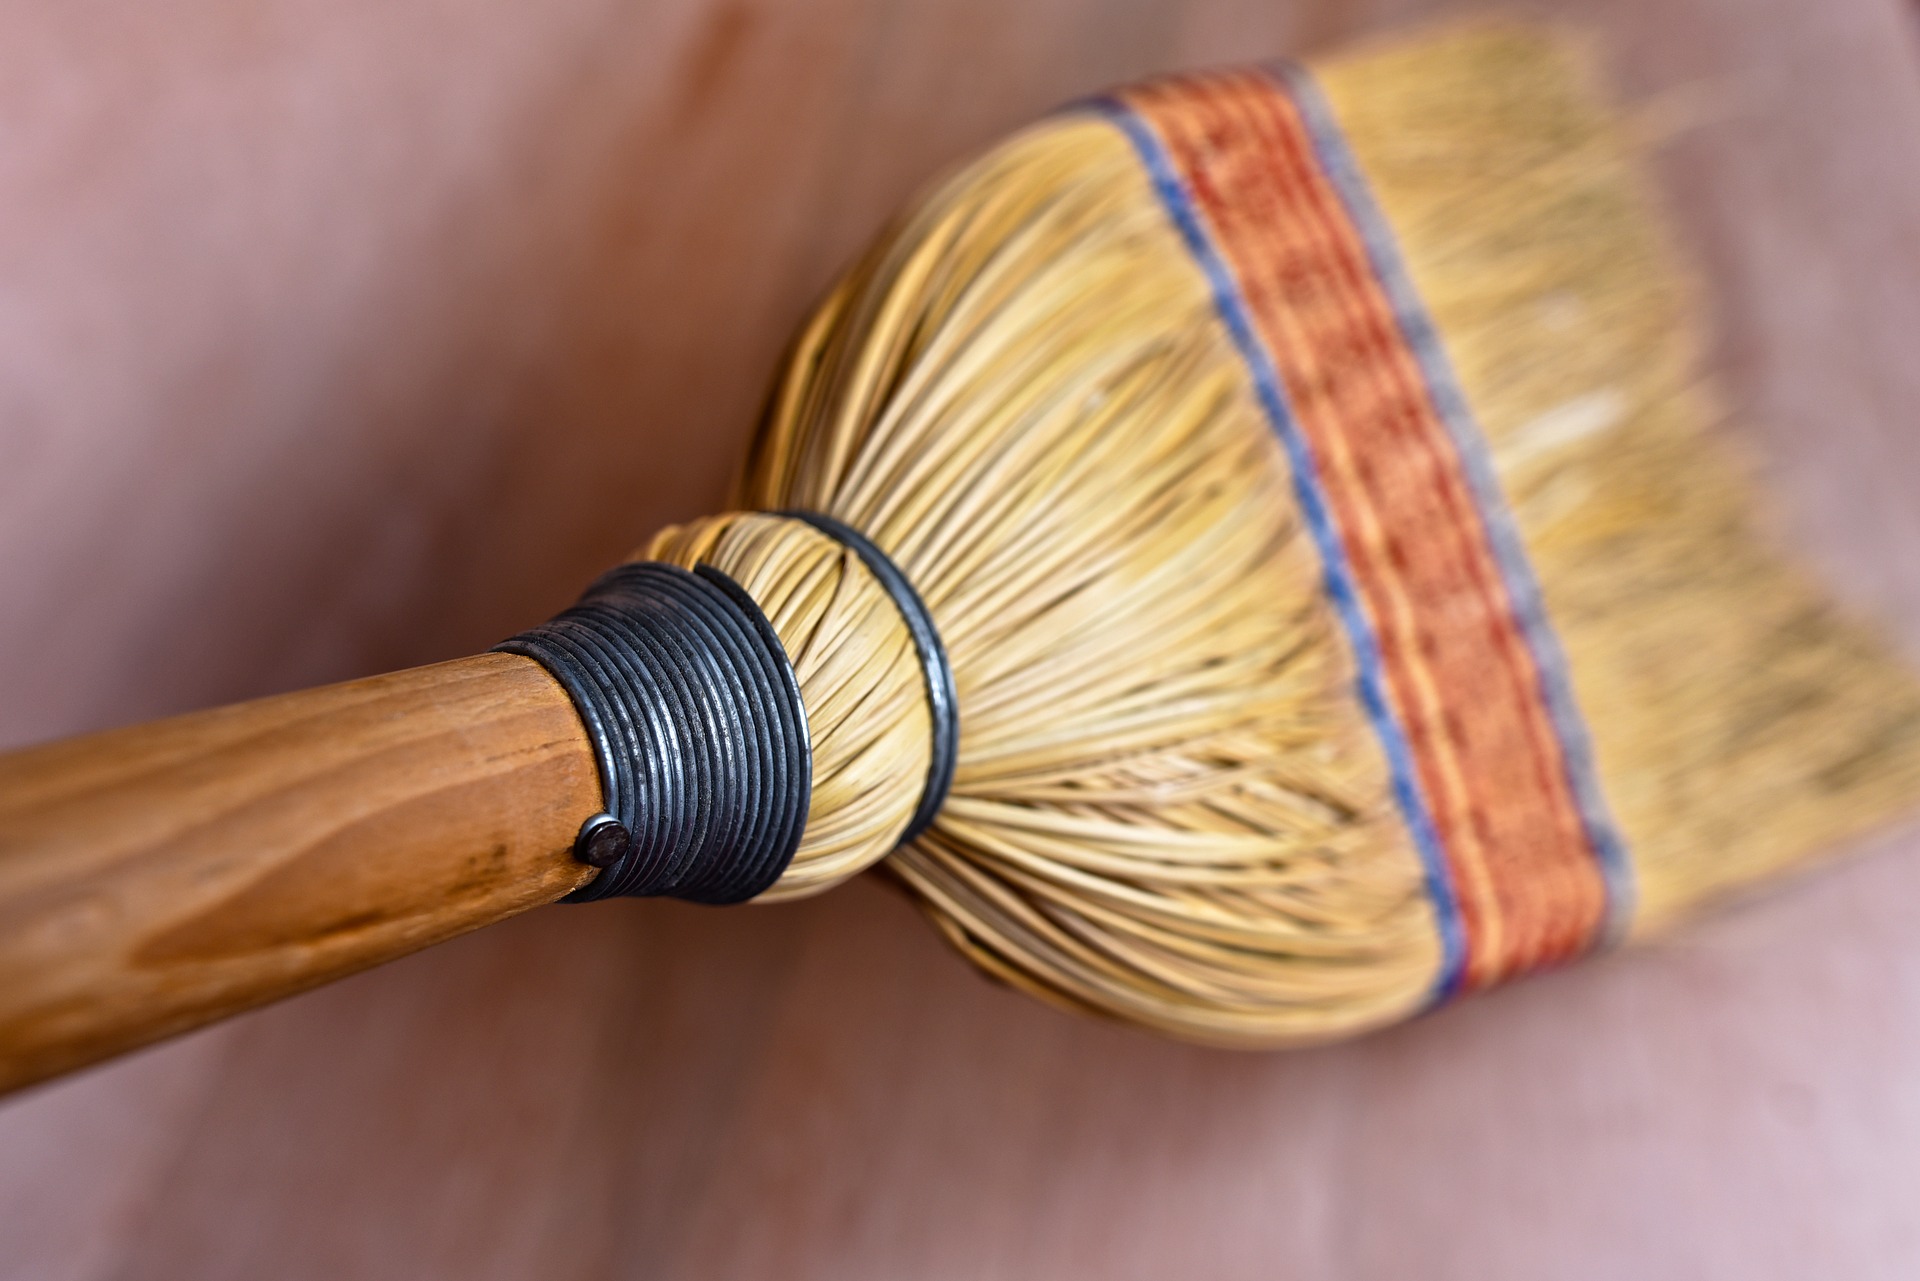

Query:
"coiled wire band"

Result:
[[494, 561, 811, 904], [782, 510, 958, 844]]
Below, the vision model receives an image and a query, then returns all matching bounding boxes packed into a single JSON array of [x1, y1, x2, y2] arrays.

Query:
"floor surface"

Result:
[[4, 0, 1920, 1276]]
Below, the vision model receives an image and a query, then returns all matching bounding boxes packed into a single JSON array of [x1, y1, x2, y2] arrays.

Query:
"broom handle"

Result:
[[0, 652, 600, 1094]]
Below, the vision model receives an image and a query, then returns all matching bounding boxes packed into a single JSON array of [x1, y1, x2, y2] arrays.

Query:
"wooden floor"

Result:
[[6, 0, 1920, 1276]]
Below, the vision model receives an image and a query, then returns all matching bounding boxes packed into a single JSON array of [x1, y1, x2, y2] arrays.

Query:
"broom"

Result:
[[2, 22, 1917, 1094]]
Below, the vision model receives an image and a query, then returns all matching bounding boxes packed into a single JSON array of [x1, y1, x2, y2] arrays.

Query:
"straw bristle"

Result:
[[656, 23, 1920, 1044]]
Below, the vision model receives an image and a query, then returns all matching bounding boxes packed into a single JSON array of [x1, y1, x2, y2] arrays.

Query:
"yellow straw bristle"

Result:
[[637, 23, 1920, 1045]]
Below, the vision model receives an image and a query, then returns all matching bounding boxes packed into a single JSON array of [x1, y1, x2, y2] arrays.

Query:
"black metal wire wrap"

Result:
[[494, 561, 811, 904]]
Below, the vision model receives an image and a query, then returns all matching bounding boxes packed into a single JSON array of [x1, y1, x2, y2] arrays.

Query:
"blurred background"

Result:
[[5, 0, 1920, 1276]]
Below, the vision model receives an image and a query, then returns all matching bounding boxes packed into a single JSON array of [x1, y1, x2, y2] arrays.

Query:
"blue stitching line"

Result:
[[1091, 92, 1470, 1000], [1271, 63, 1637, 944]]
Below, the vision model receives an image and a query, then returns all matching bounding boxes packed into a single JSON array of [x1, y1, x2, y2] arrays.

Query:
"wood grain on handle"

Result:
[[0, 653, 600, 1094]]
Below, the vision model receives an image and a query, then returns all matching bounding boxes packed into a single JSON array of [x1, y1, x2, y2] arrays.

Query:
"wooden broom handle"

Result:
[[0, 653, 600, 1094]]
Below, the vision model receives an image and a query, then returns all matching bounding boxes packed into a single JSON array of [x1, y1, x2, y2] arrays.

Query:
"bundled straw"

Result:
[[650, 24, 1920, 1044]]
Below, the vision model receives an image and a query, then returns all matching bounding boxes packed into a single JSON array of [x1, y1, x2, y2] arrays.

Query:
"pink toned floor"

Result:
[[4, 0, 1920, 1277]]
